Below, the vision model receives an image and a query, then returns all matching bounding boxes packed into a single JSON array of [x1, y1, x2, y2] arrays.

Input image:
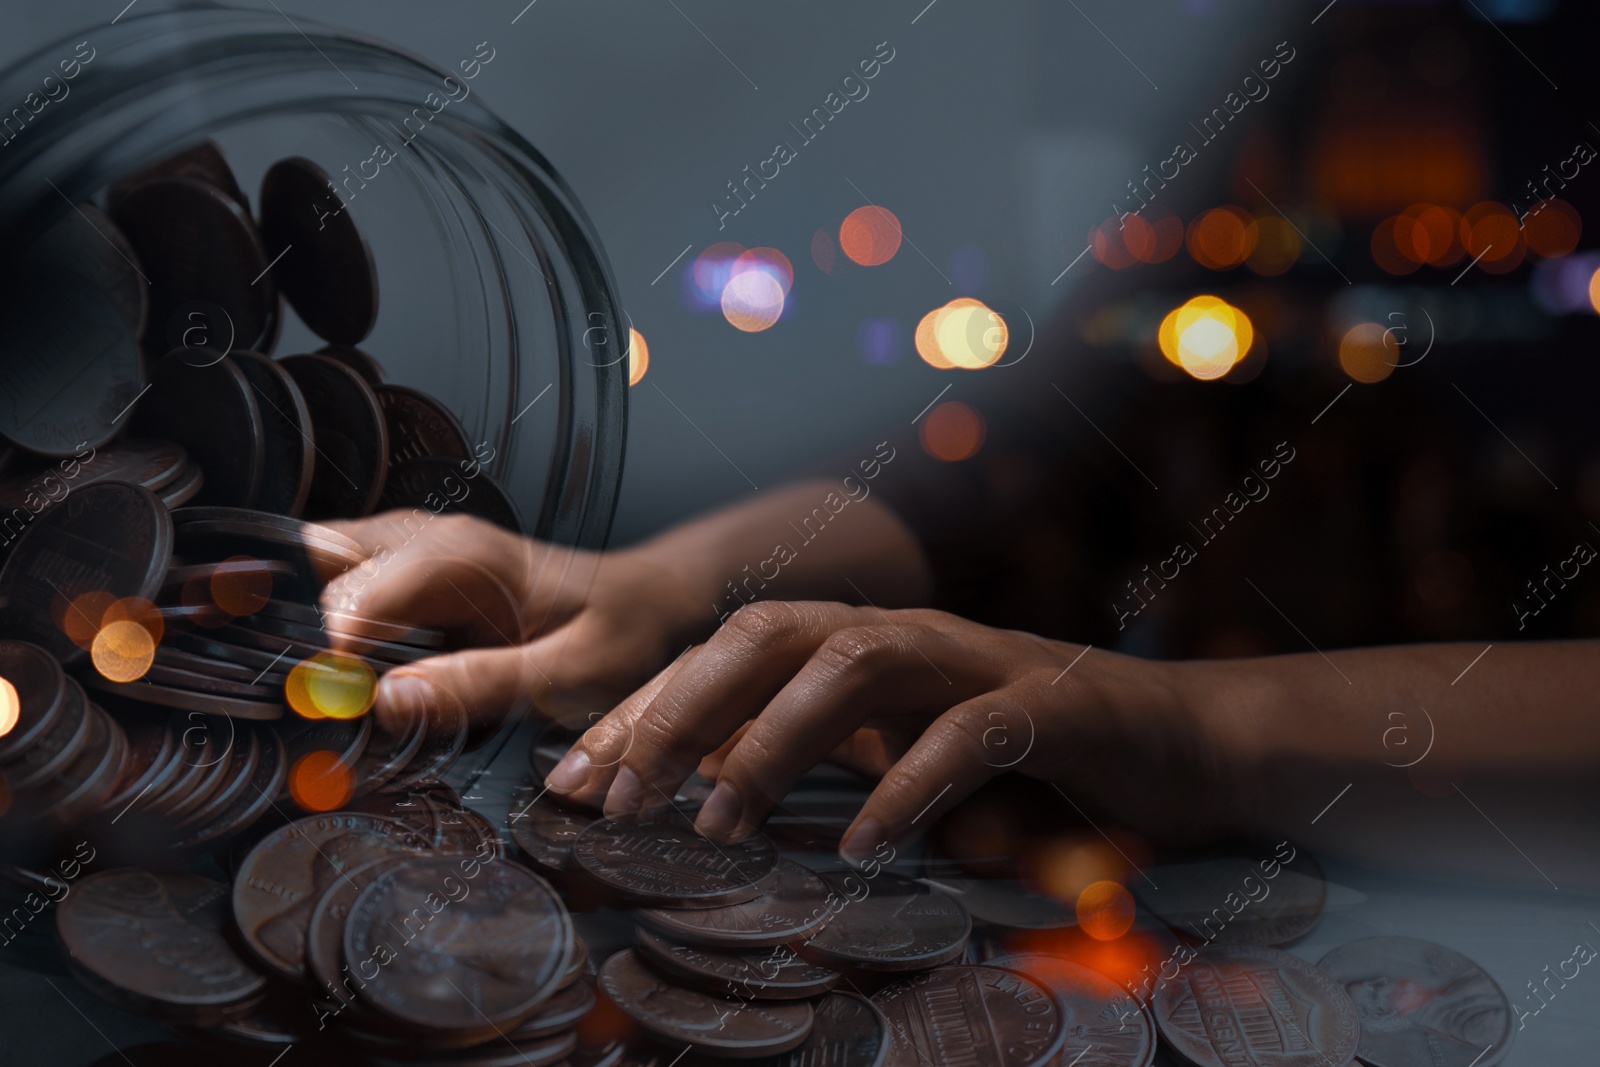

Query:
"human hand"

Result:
[[542, 601, 1249, 862]]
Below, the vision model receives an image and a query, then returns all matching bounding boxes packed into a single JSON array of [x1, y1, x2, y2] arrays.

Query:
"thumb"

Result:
[[375, 643, 553, 741]]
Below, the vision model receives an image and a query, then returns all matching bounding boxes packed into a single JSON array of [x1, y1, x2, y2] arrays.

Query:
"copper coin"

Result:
[[152, 643, 282, 686], [111, 177, 277, 352], [377, 385, 472, 467], [159, 461, 205, 508], [210, 621, 393, 676], [8, 674, 90, 790], [0, 640, 65, 763], [317, 344, 386, 385], [57, 869, 268, 1026], [160, 716, 238, 819], [109, 140, 250, 214], [230, 350, 315, 516], [233, 610, 431, 663], [82, 674, 285, 721], [281, 715, 373, 792], [872, 966, 1066, 1067], [1317, 936, 1513, 1067], [1136, 840, 1327, 948], [510, 979, 598, 1039], [46, 703, 128, 824], [635, 927, 839, 1001], [175, 725, 260, 830], [304, 855, 409, 1006], [988, 954, 1157, 1067], [172, 505, 366, 564], [802, 872, 970, 973], [0, 482, 172, 663], [738, 992, 891, 1067], [381, 456, 525, 534], [279, 353, 389, 518], [99, 717, 181, 815], [164, 557, 295, 590], [0, 437, 187, 511], [345, 856, 574, 1038], [260, 157, 379, 345], [132, 349, 267, 507], [385, 697, 469, 789], [507, 784, 588, 872], [140, 661, 282, 700], [20, 202, 148, 336], [365, 1032, 577, 1067], [600, 948, 813, 1058], [0, 266, 143, 456], [162, 627, 305, 674], [233, 811, 428, 979], [350, 707, 430, 796], [638, 859, 834, 949], [573, 814, 777, 907], [173, 725, 287, 849], [256, 596, 446, 648], [144, 716, 219, 816], [1153, 944, 1360, 1067]]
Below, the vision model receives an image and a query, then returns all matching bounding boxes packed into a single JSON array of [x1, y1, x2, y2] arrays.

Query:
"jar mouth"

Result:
[[0, 6, 626, 554]]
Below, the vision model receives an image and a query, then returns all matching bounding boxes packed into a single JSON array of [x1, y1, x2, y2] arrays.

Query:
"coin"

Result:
[[1135, 840, 1326, 947], [345, 856, 573, 1039], [99, 717, 181, 816], [304, 854, 409, 1006], [153, 643, 283, 686], [132, 349, 266, 507], [46, 704, 129, 825], [350, 709, 431, 796], [1152, 944, 1360, 1067], [8, 673, 90, 791], [635, 927, 840, 1001], [233, 812, 427, 979], [259, 157, 380, 345], [801, 872, 970, 973], [20, 202, 148, 336], [279, 353, 389, 518], [171, 505, 367, 573], [281, 715, 373, 793], [109, 140, 250, 214], [385, 697, 469, 789], [738, 992, 891, 1067], [0, 438, 190, 513], [162, 627, 305, 674], [256, 597, 446, 648], [83, 674, 285, 721], [233, 611, 432, 663], [872, 966, 1066, 1067], [0, 266, 143, 456], [140, 661, 282, 700], [159, 462, 205, 508], [988, 954, 1157, 1067], [174, 725, 288, 849], [573, 813, 778, 908], [378, 385, 473, 467], [110, 177, 277, 352], [509, 979, 598, 1039], [507, 784, 588, 872], [381, 457, 525, 534], [229, 350, 315, 516], [364, 1032, 577, 1067], [919, 878, 1078, 931], [176, 726, 261, 830], [637, 859, 834, 950], [1317, 936, 1513, 1067], [600, 949, 814, 1058], [57, 869, 268, 1027], [0, 640, 65, 762], [317, 344, 387, 385]]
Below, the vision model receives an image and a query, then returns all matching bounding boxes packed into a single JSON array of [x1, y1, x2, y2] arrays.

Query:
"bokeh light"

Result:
[[1076, 880, 1136, 941], [627, 328, 649, 386], [857, 318, 906, 366], [1338, 322, 1397, 384], [915, 299, 1009, 370], [1394, 203, 1463, 267], [1090, 217, 1139, 270], [0, 677, 18, 739], [839, 206, 902, 267], [919, 400, 986, 462], [1523, 198, 1581, 259], [1246, 215, 1301, 275], [210, 556, 272, 617], [1124, 210, 1184, 265], [104, 596, 163, 646], [720, 270, 785, 332], [1034, 837, 1129, 903], [1157, 295, 1254, 380], [732, 247, 794, 295], [688, 241, 744, 308], [286, 652, 377, 721], [1590, 264, 1600, 315], [1187, 206, 1258, 270], [92, 619, 156, 683], [60, 590, 117, 651], [1461, 201, 1525, 273], [288, 749, 355, 811], [811, 227, 837, 274], [1371, 216, 1423, 276]]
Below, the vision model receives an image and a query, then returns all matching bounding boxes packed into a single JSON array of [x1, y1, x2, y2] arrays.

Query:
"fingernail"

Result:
[[840, 817, 886, 868], [604, 765, 643, 819], [377, 674, 436, 733], [545, 749, 591, 795], [696, 780, 744, 841]]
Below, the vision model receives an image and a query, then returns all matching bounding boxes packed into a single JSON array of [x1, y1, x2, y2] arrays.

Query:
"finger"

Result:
[[374, 644, 549, 740], [838, 687, 1039, 865], [695, 623, 990, 841], [518, 611, 675, 729]]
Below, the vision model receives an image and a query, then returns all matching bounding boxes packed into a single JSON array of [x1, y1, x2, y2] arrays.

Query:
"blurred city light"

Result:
[[1338, 322, 1397, 384], [839, 206, 903, 267], [1157, 295, 1254, 380], [627, 328, 649, 386], [919, 400, 986, 462]]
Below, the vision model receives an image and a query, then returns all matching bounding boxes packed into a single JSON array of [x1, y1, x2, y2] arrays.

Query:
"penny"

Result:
[[140, 661, 283, 700], [988, 954, 1157, 1067], [802, 872, 970, 973], [1317, 936, 1513, 1067], [132, 349, 266, 507], [509, 979, 598, 1039], [872, 966, 1066, 1067], [317, 344, 387, 385], [111, 177, 277, 352], [305, 855, 409, 1006], [378, 385, 473, 466], [507, 784, 589, 872], [1153, 944, 1360, 1067], [162, 627, 305, 673], [177, 727, 261, 828], [158, 462, 205, 508], [160, 718, 238, 819], [279, 353, 389, 519], [21, 202, 149, 336], [638, 859, 834, 949], [82, 674, 285, 721], [381, 456, 525, 534], [281, 715, 373, 790], [57, 869, 268, 1026], [573, 814, 777, 908], [920, 877, 1078, 931], [350, 709, 430, 796], [45, 704, 128, 825], [601, 948, 814, 1057], [8, 675, 90, 791], [346, 856, 573, 1039], [172, 505, 367, 577], [260, 157, 380, 345], [233, 610, 432, 663], [0, 437, 186, 516], [0, 640, 65, 763], [152, 642, 281, 686], [386, 697, 470, 789], [365, 1032, 577, 1067], [212, 621, 393, 676], [233, 811, 428, 979], [229, 350, 315, 516], [636, 927, 840, 1001], [738, 992, 891, 1067], [256, 596, 446, 648], [99, 717, 180, 815], [109, 140, 250, 214], [1135, 840, 1325, 947], [0, 266, 143, 456], [174, 725, 288, 849], [165, 557, 296, 590]]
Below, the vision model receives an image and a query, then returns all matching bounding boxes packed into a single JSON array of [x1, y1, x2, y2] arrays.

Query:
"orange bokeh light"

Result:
[[915, 299, 1008, 371], [1076, 880, 1136, 941], [839, 206, 903, 267], [919, 400, 986, 462], [1124, 210, 1184, 265], [288, 749, 354, 811], [1157, 296, 1254, 381], [104, 596, 163, 646], [1394, 203, 1463, 267], [1090, 218, 1139, 270], [92, 619, 156, 683], [1524, 198, 1581, 259], [0, 677, 18, 739], [1187, 207, 1258, 270], [1033, 838, 1129, 903], [59, 590, 117, 651], [210, 556, 272, 617], [1461, 202, 1524, 273], [627, 329, 649, 387], [1338, 322, 1397, 384], [1010, 925, 1171, 995], [1589, 265, 1600, 315]]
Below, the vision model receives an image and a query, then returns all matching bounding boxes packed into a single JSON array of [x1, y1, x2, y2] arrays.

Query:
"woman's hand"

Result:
[[543, 601, 1251, 862]]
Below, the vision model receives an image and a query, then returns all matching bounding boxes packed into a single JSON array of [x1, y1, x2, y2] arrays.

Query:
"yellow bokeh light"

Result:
[[1076, 879, 1136, 941], [1337, 322, 1397, 384], [0, 677, 18, 738], [627, 328, 649, 387], [286, 652, 377, 721], [720, 270, 785, 333], [915, 299, 1008, 370], [91, 620, 156, 683], [1157, 295, 1253, 381]]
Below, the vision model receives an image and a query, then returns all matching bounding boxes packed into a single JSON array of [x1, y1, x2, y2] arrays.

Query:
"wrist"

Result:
[[1166, 655, 1286, 829]]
